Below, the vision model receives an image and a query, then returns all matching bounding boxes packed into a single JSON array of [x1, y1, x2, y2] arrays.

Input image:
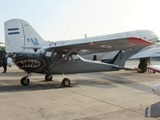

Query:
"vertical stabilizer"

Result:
[[110, 48, 142, 67], [112, 50, 127, 67], [5, 19, 50, 53]]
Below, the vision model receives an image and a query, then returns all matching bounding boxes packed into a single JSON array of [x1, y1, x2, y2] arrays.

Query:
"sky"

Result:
[[1, 0, 160, 43]]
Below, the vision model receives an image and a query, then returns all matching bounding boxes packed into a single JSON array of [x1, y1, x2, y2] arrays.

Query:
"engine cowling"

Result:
[[153, 83, 160, 96]]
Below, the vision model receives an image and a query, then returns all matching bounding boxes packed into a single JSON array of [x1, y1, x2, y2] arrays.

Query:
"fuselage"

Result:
[[11, 51, 121, 74]]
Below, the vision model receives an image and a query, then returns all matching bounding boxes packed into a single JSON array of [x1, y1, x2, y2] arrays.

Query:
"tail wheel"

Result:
[[62, 78, 70, 87], [45, 75, 53, 81], [21, 77, 30, 86]]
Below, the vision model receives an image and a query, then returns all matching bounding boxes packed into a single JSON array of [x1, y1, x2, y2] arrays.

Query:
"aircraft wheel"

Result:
[[21, 77, 30, 86], [138, 63, 147, 73], [45, 75, 53, 81], [62, 78, 70, 87], [138, 58, 150, 73]]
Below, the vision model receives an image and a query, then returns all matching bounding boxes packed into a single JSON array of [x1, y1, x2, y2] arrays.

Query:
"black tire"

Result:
[[138, 63, 147, 73], [138, 58, 150, 73], [20, 77, 30, 86], [45, 74, 53, 81], [62, 78, 70, 87]]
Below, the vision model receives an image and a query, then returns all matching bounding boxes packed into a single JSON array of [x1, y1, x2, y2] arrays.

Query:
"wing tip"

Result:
[[127, 37, 153, 45]]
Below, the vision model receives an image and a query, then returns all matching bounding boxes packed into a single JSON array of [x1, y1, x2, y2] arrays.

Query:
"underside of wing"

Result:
[[47, 37, 153, 54], [130, 44, 160, 59]]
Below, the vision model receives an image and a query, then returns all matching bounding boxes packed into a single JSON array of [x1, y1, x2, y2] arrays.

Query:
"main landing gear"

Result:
[[20, 74, 71, 87], [138, 58, 150, 73], [44, 74, 71, 87], [62, 78, 71, 87], [45, 74, 53, 81]]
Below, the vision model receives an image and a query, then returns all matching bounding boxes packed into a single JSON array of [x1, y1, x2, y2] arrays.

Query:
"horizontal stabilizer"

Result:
[[148, 65, 160, 73], [21, 47, 42, 52], [119, 67, 141, 71]]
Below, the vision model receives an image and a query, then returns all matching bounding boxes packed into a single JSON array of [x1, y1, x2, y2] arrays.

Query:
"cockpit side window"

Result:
[[54, 53, 62, 59], [64, 55, 80, 61]]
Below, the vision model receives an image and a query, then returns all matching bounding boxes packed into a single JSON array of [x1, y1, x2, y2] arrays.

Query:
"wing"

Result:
[[48, 37, 152, 54], [130, 44, 160, 59]]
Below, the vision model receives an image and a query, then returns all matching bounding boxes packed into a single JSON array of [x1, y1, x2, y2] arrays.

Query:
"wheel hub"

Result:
[[65, 81, 69, 85]]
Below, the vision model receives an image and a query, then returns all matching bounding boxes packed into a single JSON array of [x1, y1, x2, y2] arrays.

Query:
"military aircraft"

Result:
[[4, 19, 159, 73], [8, 35, 152, 86], [4, 18, 158, 86]]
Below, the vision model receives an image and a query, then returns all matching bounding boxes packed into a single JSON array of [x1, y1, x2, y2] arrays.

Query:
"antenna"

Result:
[[85, 34, 87, 38]]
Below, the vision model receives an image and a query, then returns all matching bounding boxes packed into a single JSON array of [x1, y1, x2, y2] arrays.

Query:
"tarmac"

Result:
[[0, 60, 160, 120]]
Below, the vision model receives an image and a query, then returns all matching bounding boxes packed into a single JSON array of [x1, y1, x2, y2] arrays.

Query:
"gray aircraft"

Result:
[[9, 37, 152, 86], [4, 19, 159, 73]]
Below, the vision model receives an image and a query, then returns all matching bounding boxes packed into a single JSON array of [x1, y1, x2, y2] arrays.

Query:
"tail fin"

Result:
[[4, 19, 50, 53], [109, 48, 141, 67], [111, 50, 127, 67]]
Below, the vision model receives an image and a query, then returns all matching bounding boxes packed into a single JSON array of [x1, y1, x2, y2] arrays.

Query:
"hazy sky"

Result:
[[1, 0, 160, 42]]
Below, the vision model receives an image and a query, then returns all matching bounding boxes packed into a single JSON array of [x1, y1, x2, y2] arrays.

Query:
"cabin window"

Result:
[[46, 51, 52, 57], [64, 55, 80, 61], [53, 53, 62, 59]]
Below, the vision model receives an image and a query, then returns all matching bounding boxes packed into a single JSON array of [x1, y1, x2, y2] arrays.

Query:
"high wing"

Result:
[[46, 37, 152, 54]]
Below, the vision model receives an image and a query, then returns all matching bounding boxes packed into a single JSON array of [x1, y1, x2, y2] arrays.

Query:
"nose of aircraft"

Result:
[[152, 83, 160, 96], [9, 52, 43, 69], [155, 34, 159, 42]]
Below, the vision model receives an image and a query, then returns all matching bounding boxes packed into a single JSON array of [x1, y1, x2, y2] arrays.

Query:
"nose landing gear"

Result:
[[20, 74, 31, 86]]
